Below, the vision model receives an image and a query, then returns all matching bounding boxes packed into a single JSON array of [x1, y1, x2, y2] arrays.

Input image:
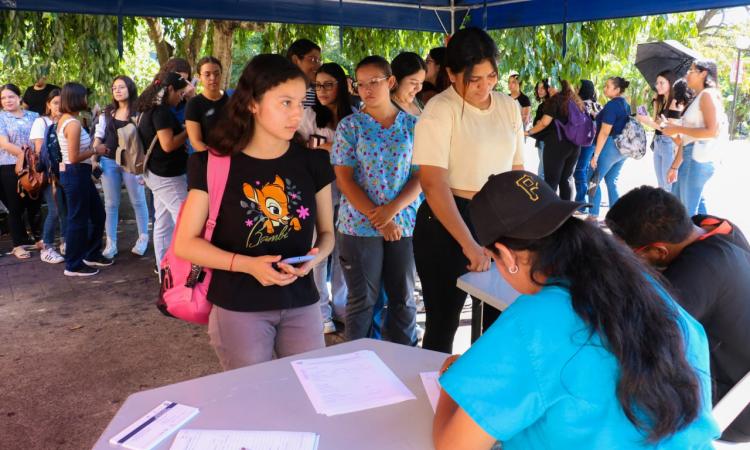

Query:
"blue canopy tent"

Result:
[[2, 0, 750, 33]]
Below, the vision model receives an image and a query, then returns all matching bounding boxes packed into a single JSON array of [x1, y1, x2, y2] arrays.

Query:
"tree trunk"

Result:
[[144, 17, 173, 66], [212, 20, 240, 89], [182, 19, 209, 73]]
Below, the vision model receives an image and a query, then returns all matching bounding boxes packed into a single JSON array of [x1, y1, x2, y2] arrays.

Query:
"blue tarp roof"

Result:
[[2, 0, 749, 32]]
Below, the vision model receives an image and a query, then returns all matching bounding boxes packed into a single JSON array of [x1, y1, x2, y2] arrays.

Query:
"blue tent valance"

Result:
[[2, 0, 748, 32]]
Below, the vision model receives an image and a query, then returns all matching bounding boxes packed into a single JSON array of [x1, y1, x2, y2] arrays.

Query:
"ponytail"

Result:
[[489, 218, 701, 442], [609, 76, 630, 93]]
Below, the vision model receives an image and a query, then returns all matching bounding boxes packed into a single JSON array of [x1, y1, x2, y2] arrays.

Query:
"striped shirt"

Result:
[[304, 86, 316, 108]]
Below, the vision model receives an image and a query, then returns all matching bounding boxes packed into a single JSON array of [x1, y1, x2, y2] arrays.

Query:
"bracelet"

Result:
[[229, 253, 237, 272], [670, 166, 679, 170]]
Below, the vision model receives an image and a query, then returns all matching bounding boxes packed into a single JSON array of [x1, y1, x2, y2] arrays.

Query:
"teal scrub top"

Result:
[[440, 284, 719, 449]]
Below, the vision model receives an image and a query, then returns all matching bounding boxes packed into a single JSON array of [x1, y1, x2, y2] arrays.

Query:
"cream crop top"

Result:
[[412, 86, 524, 192]]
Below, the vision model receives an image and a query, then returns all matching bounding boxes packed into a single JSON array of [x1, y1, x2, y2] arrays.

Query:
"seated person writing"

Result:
[[606, 186, 750, 443], [433, 171, 719, 450]]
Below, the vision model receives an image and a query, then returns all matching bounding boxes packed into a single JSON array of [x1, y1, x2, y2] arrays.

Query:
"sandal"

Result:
[[11, 246, 31, 259]]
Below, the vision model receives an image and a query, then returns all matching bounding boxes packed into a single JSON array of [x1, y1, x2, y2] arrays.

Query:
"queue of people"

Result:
[[0, 26, 745, 447]]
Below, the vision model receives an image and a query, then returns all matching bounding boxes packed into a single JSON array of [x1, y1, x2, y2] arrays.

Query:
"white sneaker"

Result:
[[41, 247, 64, 264], [102, 238, 118, 259], [415, 324, 425, 342], [572, 211, 588, 220], [59, 241, 66, 256], [131, 234, 149, 256], [323, 319, 337, 334]]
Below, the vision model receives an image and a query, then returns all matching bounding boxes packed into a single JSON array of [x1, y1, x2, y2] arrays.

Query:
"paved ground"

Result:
[[0, 138, 746, 450]]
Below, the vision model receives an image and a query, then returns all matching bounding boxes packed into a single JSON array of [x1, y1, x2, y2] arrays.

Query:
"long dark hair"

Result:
[[136, 72, 188, 112], [653, 70, 676, 118], [672, 78, 693, 108], [694, 59, 719, 88], [444, 27, 498, 87], [488, 218, 701, 442], [104, 75, 138, 118], [535, 79, 550, 102], [207, 54, 305, 156], [428, 47, 450, 92], [313, 62, 353, 130], [555, 79, 584, 118]]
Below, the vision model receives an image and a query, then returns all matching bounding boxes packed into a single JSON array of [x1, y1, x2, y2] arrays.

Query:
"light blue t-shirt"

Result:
[[331, 110, 421, 237], [0, 109, 39, 165], [440, 284, 719, 449]]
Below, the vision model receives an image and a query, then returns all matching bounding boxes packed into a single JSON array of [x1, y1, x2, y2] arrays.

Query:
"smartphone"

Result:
[[279, 255, 316, 265], [637, 105, 648, 116], [308, 134, 327, 149]]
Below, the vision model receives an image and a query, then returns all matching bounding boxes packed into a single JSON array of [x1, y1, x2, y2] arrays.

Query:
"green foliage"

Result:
[[0, 11, 122, 105]]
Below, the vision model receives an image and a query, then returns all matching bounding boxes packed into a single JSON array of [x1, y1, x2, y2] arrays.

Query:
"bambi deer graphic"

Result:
[[243, 176, 301, 234]]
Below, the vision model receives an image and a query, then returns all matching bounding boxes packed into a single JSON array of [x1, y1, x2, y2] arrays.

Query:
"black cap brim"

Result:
[[476, 199, 588, 246]]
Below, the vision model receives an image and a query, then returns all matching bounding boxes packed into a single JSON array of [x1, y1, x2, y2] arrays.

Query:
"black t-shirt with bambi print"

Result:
[[187, 143, 335, 312]]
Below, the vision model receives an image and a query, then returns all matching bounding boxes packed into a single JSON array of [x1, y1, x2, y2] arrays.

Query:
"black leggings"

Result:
[[0, 164, 42, 247], [543, 142, 580, 201], [413, 198, 499, 353]]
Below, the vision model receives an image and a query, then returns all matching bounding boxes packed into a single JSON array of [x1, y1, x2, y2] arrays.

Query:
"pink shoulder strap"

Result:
[[204, 152, 231, 240]]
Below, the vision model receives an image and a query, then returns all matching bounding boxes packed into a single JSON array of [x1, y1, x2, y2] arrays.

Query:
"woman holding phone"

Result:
[[175, 54, 335, 370]]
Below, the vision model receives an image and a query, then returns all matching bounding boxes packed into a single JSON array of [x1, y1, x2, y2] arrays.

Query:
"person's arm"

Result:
[[185, 120, 207, 151], [174, 188, 298, 287], [0, 128, 24, 158], [153, 107, 188, 152], [667, 140, 684, 184], [662, 93, 720, 139], [512, 99, 526, 171], [333, 165, 378, 214], [368, 170, 422, 229], [635, 112, 661, 130], [419, 165, 490, 272], [434, 390, 496, 450], [278, 184, 335, 277], [92, 114, 108, 155], [590, 123, 613, 170], [64, 119, 103, 163], [526, 114, 552, 136]]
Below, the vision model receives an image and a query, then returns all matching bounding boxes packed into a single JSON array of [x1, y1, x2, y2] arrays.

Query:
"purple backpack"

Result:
[[554, 99, 596, 147]]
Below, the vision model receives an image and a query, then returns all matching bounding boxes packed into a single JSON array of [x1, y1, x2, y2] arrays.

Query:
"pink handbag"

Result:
[[157, 151, 231, 325]]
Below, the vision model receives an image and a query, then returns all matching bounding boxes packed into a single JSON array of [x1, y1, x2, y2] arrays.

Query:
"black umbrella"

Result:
[[635, 40, 702, 88]]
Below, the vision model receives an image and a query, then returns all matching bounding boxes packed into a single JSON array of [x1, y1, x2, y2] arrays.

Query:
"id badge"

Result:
[[59, 162, 66, 172]]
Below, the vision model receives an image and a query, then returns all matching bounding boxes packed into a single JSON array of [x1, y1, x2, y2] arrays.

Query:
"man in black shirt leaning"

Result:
[[22, 76, 60, 115], [606, 186, 750, 443]]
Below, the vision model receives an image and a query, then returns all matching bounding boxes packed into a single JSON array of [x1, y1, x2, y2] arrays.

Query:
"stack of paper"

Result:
[[109, 401, 199, 450], [291, 350, 416, 416], [169, 430, 319, 450]]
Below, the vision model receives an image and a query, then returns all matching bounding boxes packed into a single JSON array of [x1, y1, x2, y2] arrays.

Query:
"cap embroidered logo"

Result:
[[515, 174, 540, 201]]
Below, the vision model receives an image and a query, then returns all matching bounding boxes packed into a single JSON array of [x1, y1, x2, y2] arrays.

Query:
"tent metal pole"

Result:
[[562, 0, 568, 58], [483, 0, 488, 30], [434, 9, 449, 34], [450, 0, 455, 34], [116, 0, 124, 60], [339, 0, 344, 52]]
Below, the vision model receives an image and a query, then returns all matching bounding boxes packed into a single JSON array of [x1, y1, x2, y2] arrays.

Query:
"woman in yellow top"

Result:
[[412, 27, 525, 353]]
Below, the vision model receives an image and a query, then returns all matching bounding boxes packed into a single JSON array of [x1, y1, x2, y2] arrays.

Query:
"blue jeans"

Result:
[[59, 163, 105, 271], [652, 135, 676, 192], [591, 137, 627, 217], [338, 233, 417, 346], [574, 144, 595, 208], [100, 156, 149, 244], [41, 182, 67, 246], [673, 143, 715, 216]]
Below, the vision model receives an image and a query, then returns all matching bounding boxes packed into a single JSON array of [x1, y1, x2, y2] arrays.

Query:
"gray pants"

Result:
[[338, 233, 417, 345], [207, 303, 325, 371]]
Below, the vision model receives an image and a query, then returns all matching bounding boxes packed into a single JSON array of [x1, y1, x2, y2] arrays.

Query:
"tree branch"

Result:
[[144, 17, 173, 66]]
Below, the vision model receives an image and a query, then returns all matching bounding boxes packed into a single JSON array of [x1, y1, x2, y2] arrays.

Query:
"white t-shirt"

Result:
[[681, 88, 728, 163], [412, 86, 525, 192], [29, 116, 53, 142]]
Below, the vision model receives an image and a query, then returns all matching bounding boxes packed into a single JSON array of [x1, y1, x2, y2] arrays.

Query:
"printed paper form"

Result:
[[420, 371, 441, 413], [109, 401, 199, 450], [169, 429, 319, 450], [291, 350, 416, 416]]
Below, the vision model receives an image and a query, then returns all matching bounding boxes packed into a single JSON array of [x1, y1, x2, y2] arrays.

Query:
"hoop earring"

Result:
[[508, 265, 519, 274]]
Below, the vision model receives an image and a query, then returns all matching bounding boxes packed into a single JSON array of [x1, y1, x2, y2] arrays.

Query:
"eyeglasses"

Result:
[[304, 55, 322, 64], [352, 76, 388, 91], [314, 81, 338, 91]]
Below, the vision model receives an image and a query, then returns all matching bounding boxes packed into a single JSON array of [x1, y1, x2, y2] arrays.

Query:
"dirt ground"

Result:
[[0, 220, 346, 450]]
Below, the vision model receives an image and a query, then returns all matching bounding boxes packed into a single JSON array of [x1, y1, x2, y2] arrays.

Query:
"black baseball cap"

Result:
[[470, 171, 587, 246]]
